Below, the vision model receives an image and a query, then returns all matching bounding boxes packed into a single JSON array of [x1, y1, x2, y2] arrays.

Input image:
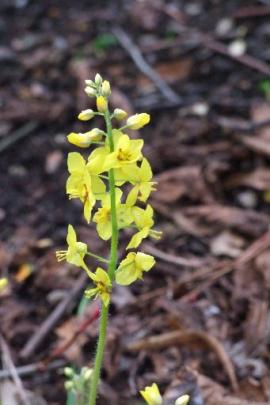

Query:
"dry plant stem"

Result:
[[89, 108, 118, 405]]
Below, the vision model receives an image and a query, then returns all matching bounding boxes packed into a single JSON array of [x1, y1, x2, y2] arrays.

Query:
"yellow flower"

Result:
[[66, 152, 106, 222], [175, 395, 190, 405], [126, 158, 156, 206], [56, 225, 89, 273], [126, 113, 150, 130], [140, 383, 162, 405], [78, 109, 95, 121], [96, 96, 108, 113], [67, 129, 104, 148], [115, 252, 155, 285], [93, 189, 133, 240], [85, 267, 111, 307], [127, 205, 161, 249], [0, 277, 8, 291], [104, 130, 143, 171]]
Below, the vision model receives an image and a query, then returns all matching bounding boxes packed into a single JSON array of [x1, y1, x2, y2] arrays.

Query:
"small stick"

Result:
[[112, 26, 182, 104], [0, 359, 66, 380], [0, 121, 38, 154], [43, 305, 100, 366], [233, 5, 270, 18], [20, 273, 88, 359], [144, 243, 208, 268], [0, 335, 31, 405]]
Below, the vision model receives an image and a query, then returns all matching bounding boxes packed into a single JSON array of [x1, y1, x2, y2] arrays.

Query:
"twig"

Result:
[[144, 243, 207, 268], [43, 304, 100, 365], [20, 273, 88, 359], [127, 330, 238, 391], [0, 335, 30, 405], [0, 359, 66, 380], [112, 26, 182, 104], [233, 5, 270, 18], [0, 121, 38, 154], [204, 37, 270, 76]]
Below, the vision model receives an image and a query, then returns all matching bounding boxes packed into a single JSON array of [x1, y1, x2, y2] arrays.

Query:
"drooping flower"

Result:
[[126, 158, 156, 206], [66, 152, 105, 222], [140, 383, 162, 405], [93, 189, 133, 240], [56, 225, 89, 273], [127, 204, 162, 249], [115, 252, 155, 285], [85, 267, 111, 307]]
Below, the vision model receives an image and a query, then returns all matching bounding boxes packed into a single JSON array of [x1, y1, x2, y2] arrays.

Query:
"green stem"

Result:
[[88, 108, 118, 405]]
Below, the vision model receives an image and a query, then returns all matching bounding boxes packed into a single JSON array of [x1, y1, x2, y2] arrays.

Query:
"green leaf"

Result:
[[93, 33, 118, 51]]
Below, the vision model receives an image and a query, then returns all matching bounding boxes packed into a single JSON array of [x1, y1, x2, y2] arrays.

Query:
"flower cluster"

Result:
[[56, 73, 161, 307], [140, 383, 189, 405]]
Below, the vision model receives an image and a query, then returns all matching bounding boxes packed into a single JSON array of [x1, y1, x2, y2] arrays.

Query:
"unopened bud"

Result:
[[85, 86, 96, 97], [95, 73, 102, 86], [175, 394, 190, 405], [64, 381, 74, 391], [126, 113, 150, 130], [78, 109, 95, 121], [113, 108, 127, 121], [85, 79, 94, 87], [0, 278, 8, 291], [64, 367, 74, 378], [96, 96, 108, 113], [81, 367, 93, 381], [101, 80, 111, 97]]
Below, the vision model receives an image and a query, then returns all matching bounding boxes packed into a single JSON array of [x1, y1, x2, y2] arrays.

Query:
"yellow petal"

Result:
[[67, 152, 86, 173], [140, 383, 162, 405]]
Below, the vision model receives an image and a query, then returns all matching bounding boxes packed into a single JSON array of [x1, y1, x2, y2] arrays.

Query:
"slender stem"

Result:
[[88, 108, 118, 405], [86, 252, 109, 264]]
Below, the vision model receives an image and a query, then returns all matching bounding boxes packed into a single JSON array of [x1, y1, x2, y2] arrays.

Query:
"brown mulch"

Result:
[[1, 1, 270, 404]]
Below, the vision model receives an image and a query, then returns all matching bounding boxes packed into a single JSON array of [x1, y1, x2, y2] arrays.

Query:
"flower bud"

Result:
[[95, 73, 102, 86], [64, 381, 74, 391], [113, 108, 127, 121], [64, 367, 75, 378], [85, 86, 96, 97], [85, 79, 94, 87], [175, 395, 190, 405], [101, 80, 111, 97], [67, 129, 104, 148], [81, 367, 93, 381], [78, 109, 95, 121], [88, 128, 105, 141], [126, 113, 150, 130], [96, 96, 108, 113], [0, 278, 8, 291]]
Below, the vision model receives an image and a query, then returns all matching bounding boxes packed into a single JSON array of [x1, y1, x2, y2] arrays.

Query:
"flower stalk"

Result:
[[88, 107, 118, 405]]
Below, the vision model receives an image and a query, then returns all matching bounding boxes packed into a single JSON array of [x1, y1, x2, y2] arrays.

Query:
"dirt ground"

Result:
[[1, 1, 270, 404]]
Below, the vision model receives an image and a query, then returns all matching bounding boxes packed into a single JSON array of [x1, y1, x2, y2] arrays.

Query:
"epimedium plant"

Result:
[[56, 73, 162, 405]]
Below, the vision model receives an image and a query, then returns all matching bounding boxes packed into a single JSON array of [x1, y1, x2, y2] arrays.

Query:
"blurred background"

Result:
[[1, 0, 270, 404]]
